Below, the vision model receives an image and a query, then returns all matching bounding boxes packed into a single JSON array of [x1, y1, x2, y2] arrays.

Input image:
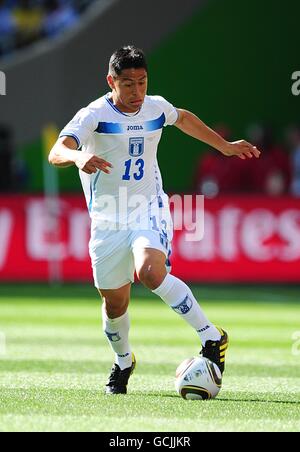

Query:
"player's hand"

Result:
[[74, 153, 113, 174], [221, 140, 261, 160]]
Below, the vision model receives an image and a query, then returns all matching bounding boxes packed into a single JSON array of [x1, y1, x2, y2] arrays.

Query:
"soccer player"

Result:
[[49, 46, 260, 395]]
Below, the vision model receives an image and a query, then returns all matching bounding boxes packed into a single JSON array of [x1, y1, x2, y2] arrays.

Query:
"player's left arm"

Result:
[[174, 109, 261, 159]]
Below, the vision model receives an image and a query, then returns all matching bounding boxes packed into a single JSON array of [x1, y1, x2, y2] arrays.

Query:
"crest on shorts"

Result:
[[129, 137, 144, 156]]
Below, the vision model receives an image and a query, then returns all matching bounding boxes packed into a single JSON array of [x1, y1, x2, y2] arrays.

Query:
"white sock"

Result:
[[102, 305, 132, 370], [152, 274, 221, 346]]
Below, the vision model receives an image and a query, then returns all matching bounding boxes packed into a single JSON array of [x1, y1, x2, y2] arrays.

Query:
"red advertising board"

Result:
[[0, 195, 92, 282], [171, 196, 300, 282], [0, 195, 299, 283]]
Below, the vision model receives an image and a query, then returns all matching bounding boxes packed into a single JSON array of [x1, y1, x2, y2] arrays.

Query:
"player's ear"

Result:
[[107, 74, 115, 90]]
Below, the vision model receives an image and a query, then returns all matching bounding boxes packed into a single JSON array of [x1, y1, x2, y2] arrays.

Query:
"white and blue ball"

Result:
[[175, 357, 222, 400]]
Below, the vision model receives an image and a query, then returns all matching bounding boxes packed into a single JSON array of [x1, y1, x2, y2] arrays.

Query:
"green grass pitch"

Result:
[[0, 284, 299, 432]]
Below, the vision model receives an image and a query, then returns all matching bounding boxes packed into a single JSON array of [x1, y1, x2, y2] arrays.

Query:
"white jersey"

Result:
[[59, 93, 178, 224]]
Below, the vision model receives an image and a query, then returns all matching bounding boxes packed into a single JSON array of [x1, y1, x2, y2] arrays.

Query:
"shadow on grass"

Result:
[[132, 392, 300, 405], [217, 396, 300, 405]]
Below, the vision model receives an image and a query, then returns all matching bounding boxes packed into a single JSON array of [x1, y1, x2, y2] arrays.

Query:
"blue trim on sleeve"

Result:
[[59, 133, 80, 149]]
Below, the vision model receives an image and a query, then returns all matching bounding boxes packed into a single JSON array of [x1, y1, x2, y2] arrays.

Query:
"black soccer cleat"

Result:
[[105, 353, 136, 395], [200, 328, 229, 375]]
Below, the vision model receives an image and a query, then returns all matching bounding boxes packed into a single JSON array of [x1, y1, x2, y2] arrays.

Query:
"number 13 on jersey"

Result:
[[122, 137, 145, 181], [122, 158, 145, 181]]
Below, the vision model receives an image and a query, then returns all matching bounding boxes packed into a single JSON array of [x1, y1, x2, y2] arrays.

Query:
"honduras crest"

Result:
[[172, 295, 193, 315], [129, 137, 144, 156]]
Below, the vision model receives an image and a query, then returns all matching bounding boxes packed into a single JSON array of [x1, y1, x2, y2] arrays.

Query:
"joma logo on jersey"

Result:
[[129, 137, 144, 156], [127, 125, 144, 131]]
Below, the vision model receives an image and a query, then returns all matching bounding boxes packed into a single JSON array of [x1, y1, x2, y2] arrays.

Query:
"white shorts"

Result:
[[89, 209, 173, 290]]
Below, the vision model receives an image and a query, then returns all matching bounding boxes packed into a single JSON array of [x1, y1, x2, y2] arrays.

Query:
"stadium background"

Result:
[[0, 0, 299, 283], [0, 0, 300, 433]]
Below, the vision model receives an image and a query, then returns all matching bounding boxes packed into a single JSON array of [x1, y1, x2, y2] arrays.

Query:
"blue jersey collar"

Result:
[[105, 94, 142, 117]]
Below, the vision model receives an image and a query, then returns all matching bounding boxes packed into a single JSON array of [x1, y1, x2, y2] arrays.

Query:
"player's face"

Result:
[[107, 68, 148, 113]]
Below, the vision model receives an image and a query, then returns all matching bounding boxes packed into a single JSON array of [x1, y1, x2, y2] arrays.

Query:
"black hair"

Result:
[[109, 45, 148, 77]]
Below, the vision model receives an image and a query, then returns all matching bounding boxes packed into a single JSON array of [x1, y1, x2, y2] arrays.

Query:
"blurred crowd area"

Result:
[[0, 0, 96, 57], [1, 122, 300, 197], [195, 124, 300, 198]]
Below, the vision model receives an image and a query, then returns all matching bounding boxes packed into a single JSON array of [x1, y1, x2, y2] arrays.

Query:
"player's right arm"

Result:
[[49, 106, 113, 174], [49, 136, 112, 175]]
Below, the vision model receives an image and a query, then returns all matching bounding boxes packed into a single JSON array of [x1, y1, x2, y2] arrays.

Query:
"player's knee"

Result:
[[137, 264, 165, 290], [103, 298, 129, 319]]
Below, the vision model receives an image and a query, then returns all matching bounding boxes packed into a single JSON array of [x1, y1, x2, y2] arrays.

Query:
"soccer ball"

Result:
[[175, 357, 222, 400]]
